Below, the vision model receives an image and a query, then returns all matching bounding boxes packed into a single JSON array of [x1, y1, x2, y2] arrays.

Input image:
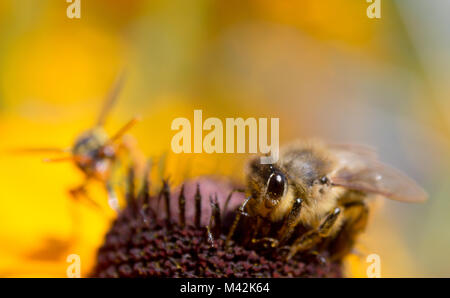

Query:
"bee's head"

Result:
[[246, 158, 288, 209], [72, 127, 115, 178]]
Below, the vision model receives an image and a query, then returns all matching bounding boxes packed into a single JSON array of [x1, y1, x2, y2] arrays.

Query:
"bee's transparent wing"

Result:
[[328, 143, 378, 160], [329, 144, 428, 203], [96, 70, 126, 127]]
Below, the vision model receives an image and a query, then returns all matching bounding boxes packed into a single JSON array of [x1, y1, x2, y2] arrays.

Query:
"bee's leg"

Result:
[[278, 198, 303, 243], [206, 194, 223, 248], [66, 186, 83, 244], [287, 207, 341, 260], [206, 194, 221, 248], [206, 225, 215, 248], [68, 181, 102, 210], [328, 202, 369, 261], [247, 198, 304, 250], [225, 196, 252, 247], [106, 180, 120, 212], [251, 237, 279, 248], [308, 250, 328, 265], [222, 189, 245, 221], [66, 180, 102, 244], [248, 214, 283, 248]]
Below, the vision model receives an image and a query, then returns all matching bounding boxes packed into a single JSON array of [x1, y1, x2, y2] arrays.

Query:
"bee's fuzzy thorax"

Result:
[[266, 140, 339, 224]]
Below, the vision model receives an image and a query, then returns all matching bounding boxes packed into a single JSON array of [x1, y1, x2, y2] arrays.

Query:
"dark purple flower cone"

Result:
[[92, 174, 343, 278]]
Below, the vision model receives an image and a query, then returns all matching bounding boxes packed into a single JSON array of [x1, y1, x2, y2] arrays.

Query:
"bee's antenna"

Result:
[[7, 147, 70, 155], [96, 70, 127, 127], [43, 155, 90, 163], [108, 116, 141, 143]]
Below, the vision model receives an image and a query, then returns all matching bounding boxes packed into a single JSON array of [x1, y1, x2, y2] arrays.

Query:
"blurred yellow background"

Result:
[[0, 0, 449, 277]]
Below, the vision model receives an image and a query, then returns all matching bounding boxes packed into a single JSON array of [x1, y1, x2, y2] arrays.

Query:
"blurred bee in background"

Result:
[[14, 71, 140, 211], [234, 140, 428, 261]]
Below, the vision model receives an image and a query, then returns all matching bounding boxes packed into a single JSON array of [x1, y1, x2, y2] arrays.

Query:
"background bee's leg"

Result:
[[278, 198, 303, 243], [287, 207, 341, 260], [67, 180, 102, 245], [68, 181, 102, 210], [328, 202, 369, 261], [106, 181, 120, 212]]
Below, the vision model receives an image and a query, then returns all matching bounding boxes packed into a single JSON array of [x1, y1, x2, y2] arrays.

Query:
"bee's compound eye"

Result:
[[320, 176, 329, 184], [266, 172, 286, 199]]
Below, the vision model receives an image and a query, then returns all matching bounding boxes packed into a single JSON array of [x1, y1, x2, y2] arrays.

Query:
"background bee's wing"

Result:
[[329, 144, 428, 203], [96, 70, 126, 127]]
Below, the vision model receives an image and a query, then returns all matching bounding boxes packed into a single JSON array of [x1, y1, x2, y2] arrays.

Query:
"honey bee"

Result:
[[239, 140, 428, 260], [15, 71, 140, 211]]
